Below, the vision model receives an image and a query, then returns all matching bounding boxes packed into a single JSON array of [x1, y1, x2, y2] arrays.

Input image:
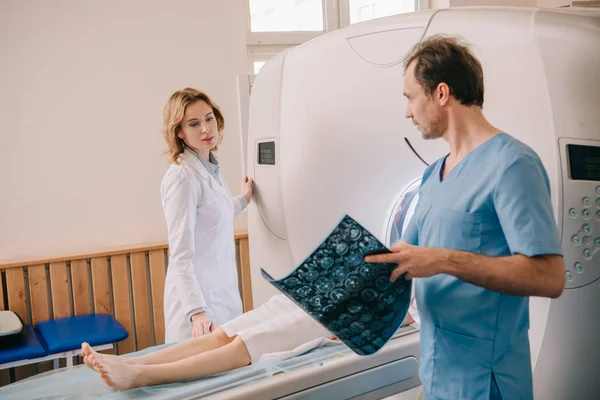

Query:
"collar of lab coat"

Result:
[[179, 149, 210, 179], [179, 149, 229, 200]]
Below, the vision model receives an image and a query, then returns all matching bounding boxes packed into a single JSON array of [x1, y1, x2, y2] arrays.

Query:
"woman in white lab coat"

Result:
[[160, 88, 254, 343]]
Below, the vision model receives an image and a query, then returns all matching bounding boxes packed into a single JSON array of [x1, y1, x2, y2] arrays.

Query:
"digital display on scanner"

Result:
[[259, 141, 275, 165], [568, 144, 600, 181]]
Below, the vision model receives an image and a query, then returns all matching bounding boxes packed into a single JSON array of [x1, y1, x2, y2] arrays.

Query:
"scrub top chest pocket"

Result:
[[437, 208, 483, 252]]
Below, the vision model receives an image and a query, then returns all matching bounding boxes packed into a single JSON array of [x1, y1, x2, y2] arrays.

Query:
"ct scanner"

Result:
[[230, 5, 600, 400], [2, 6, 599, 400]]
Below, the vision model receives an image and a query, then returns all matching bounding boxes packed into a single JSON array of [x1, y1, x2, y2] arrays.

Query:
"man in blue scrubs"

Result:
[[366, 35, 565, 400]]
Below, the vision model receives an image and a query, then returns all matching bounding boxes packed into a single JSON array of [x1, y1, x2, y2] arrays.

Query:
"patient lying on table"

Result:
[[81, 294, 416, 392]]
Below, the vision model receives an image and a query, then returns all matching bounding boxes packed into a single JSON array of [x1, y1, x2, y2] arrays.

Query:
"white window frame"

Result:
[[246, 0, 430, 73], [245, 0, 341, 46]]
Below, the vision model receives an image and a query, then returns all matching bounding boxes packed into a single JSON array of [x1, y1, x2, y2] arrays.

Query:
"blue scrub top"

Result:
[[402, 133, 563, 400]]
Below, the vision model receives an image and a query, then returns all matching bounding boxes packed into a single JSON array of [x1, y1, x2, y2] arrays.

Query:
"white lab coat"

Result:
[[161, 149, 246, 343]]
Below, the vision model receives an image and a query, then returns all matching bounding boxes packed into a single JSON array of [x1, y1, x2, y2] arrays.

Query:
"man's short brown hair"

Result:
[[403, 34, 484, 107]]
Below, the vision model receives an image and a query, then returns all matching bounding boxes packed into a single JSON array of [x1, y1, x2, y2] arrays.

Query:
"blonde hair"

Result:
[[162, 88, 225, 164]]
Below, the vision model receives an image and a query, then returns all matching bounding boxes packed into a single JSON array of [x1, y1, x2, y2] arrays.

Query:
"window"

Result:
[[246, 1, 425, 74], [349, 0, 418, 24], [249, 0, 325, 32], [253, 61, 266, 74]]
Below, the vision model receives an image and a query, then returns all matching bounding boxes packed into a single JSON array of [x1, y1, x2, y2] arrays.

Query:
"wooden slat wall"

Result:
[[148, 250, 166, 346], [5, 268, 33, 382], [130, 252, 152, 351], [28, 265, 53, 374], [49, 262, 70, 319], [91, 257, 111, 316], [237, 237, 254, 312], [110, 255, 134, 355], [0, 274, 9, 387], [69, 260, 90, 367], [70, 260, 91, 316], [0, 233, 252, 386]]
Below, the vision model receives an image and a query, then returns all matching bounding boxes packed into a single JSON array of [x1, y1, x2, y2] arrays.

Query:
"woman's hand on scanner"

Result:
[[242, 176, 254, 204], [191, 312, 214, 337]]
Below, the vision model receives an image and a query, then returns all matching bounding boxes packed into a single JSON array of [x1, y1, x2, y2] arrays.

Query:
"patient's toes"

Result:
[[83, 355, 95, 370], [90, 355, 101, 372], [81, 342, 92, 356]]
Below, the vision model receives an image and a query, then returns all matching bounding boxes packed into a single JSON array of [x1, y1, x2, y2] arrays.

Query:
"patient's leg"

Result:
[[90, 336, 251, 391], [81, 328, 234, 369]]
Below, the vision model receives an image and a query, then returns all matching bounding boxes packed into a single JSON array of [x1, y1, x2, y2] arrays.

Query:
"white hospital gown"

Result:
[[221, 292, 421, 364], [221, 294, 332, 364]]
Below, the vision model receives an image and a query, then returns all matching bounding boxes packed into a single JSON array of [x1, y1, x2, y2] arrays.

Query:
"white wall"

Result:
[[0, 0, 249, 260]]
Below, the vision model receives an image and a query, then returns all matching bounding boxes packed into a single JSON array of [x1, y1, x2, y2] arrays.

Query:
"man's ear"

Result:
[[437, 82, 451, 106]]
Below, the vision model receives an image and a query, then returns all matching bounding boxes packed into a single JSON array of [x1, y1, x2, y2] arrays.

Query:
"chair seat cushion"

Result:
[[36, 314, 128, 353], [0, 325, 47, 364]]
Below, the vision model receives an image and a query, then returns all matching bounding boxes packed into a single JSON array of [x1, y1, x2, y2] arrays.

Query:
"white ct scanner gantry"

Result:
[[236, 6, 600, 400]]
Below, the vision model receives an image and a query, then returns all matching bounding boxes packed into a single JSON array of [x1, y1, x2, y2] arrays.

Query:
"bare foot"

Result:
[[80, 343, 97, 371], [80, 342, 136, 371], [90, 353, 143, 392]]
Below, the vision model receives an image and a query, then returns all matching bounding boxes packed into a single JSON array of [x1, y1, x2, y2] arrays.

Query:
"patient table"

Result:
[[0, 326, 419, 400]]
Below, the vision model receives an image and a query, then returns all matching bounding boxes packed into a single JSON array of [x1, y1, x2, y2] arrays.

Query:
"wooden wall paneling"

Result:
[[110, 255, 134, 355], [238, 238, 253, 312], [148, 250, 166, 346], [5, 267, 33, 382], [0, 271, 10, 385], [129, 252, 152, 350], [90, 257, 113, 355], [90, 257, 111, 315], [0, 271, 5, 310], [49, 261, 71, 368], [28, 264, 53, 374], [70, 259, 91, 316], [49, 262, 70, 319]]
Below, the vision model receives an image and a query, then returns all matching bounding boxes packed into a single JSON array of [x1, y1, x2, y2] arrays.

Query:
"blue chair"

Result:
[[0, 313, 128, 370]]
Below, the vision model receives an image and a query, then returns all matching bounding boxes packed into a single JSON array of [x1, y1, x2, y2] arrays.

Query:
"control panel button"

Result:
[[583, 236, 592, 246], [575, 262, 584, 273], [583, 248, 592, 259], [595, 237, 600, 247], [569, 208, 578, 218], [583, 197, 592, 207], [597, 210, 600, 220], [566, 271, 573, 282], [572, 235, 581, 245], [597, 198, 600, 208], [583, 224, 592, 234], [597, 185, 600, 195], [583, 209, 591, 219]]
